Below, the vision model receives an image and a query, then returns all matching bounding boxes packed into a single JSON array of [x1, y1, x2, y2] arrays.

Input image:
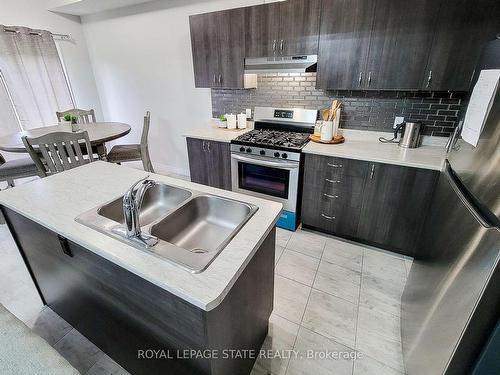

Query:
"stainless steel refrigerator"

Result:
[[401, 40, 500, 375]]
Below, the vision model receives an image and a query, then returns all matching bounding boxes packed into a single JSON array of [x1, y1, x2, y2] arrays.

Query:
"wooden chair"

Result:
[[22, 131, 95, 177], [0, 152, 39, 188], [56, 109, 96, 124], [106, 111, 154, 173]]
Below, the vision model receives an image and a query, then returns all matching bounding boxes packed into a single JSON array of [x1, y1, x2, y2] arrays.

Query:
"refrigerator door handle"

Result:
[[445, 162, 492, 229]]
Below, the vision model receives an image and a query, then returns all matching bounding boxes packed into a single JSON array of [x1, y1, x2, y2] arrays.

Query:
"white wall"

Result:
[[0, 0, 103, 120], [81, 0, 267, 176]]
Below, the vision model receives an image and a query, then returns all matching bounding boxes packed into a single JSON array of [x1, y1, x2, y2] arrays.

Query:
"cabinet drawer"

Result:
[[304, 154, 369, 184]]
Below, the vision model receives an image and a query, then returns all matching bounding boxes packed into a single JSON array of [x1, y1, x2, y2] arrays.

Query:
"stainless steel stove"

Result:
[[230, 107, 317, 230]]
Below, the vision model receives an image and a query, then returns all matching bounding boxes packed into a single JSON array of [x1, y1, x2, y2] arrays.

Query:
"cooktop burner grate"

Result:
[[233, 129, 310, 150]]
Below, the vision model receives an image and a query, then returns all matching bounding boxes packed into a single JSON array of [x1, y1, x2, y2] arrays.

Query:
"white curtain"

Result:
[[0, 25, 74, 133]]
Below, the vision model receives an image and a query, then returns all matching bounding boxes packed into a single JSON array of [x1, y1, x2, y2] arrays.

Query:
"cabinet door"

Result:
[[365, 0, 438, 90], [244, 3, 281, 57], [423, 0, 500, 91], [206, 140, 232, 190], [279, 0, 321, 55], [187, 138, 210, 185], [357, 163, 438, 256], [218, 8, 245, 88], [189, 12, 220, 88], [316, 0, 375, 89]]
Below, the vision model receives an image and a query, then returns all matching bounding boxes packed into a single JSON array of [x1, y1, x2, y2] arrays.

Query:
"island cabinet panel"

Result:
[[301, 154, 439, 256], [422, 0, 500, 91], [2, 207, 275, 375], [316, 0, 376, 90], [187, 137, 232, 190]]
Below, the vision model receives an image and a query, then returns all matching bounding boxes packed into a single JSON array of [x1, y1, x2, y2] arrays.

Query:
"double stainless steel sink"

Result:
[[76, 183, 258, 273]]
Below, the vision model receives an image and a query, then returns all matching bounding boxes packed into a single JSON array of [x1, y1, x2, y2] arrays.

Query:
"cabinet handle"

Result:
[[370, 164, 375, 179], [327, 163, 343, 168], [321, 213, 335, 220], [213, 74, 216, 85], [218, 74, 222, 85], [280, 39, 284, 53], [368, 71, 372, 86], [358, 72, 363, 87], [207, 141, 211, 152], [325, 178, 341, 184], [202, 140, 206, 152], [272, 39, 276, 52], [57, 235, 73, 257], [324, 193, 339, 199], [426, 70, 432, 88]]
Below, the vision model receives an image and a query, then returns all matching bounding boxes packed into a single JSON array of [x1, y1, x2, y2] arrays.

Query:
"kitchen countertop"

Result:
[[0, 304, 78, 374], [0, 162, 282, 311], [303, 129, 448, 171], [183, 124, 252, 143]]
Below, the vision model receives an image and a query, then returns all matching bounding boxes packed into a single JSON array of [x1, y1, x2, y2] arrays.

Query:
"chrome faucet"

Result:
[[122, 176, 158, 247]]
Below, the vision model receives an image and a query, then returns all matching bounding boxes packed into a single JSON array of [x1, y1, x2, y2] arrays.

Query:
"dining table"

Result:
[[0, 122, 131, 160]]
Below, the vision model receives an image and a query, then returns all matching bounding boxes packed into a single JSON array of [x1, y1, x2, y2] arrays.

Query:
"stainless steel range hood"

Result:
[[244, 55, 317, 73]]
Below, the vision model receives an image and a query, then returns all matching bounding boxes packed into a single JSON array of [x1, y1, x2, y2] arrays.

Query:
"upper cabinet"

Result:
[[317, 0, 500, 90], [244, 2, 281, 58], [364, 0, 437, 90], [423, 0, 500, 91], [189, 8, 245, 88], [316, 0, 376, 89]]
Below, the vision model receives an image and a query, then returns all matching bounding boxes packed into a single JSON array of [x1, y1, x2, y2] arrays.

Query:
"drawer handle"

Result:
[[327, 163, 343, 168], [324, 193, 339, 199], [321, 213, 335, 220], [325, 178, 341, 184]]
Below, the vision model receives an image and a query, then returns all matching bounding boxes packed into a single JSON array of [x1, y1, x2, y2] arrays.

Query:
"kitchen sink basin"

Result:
[[150, 195, 255, 254], [97, 183, 192, 225], [76, 183, 258, 273]]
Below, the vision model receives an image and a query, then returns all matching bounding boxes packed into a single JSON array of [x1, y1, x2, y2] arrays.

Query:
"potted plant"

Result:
[[217, 114, 227, 128], [62, 114, 79, 132]]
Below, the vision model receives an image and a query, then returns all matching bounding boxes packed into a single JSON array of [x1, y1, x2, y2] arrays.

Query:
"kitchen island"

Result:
[[0, 162, 282, 375]]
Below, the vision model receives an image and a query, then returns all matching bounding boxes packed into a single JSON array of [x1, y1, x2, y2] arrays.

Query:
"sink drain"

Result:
[[191, 248, 208, 254]]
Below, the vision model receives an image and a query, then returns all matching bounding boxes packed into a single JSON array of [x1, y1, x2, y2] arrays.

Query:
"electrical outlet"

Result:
[[394, 116, 404, 129]]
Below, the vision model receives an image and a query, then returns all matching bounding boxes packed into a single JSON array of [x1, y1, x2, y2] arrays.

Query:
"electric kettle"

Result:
[[379, 122, 422, 148]]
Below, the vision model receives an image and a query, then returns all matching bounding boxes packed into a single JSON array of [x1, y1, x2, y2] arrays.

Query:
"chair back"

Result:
[[22, 131, 95, 177], [140, 111, 154, 173], [0, 152, 5, 165], [56, 109, 96, 124]]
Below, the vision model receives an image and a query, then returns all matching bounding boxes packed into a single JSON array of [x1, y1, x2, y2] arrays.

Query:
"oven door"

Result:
[[231, 152, 299, 212]]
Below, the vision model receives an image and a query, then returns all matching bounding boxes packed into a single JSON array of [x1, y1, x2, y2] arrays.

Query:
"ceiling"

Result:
[[47, 0, 159, 16]]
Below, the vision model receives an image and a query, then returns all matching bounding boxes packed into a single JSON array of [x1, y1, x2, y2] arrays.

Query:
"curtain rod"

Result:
[[2, 27, 71, 40]]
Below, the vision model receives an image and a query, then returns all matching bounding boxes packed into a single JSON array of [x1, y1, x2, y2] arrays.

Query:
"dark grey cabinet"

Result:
[[186, 137, 232, 190], [301, 154, 438, 256], [423, 0, 500, 91], [316, 0, 376, 89], [357, 162, 439, 255], [365, 0, 437, 90], [189, 8, 245, 88], [244, 0, 320, 57]]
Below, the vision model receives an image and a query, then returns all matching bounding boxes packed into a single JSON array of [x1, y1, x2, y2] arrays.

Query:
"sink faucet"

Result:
[[122, 176, 159, 247]]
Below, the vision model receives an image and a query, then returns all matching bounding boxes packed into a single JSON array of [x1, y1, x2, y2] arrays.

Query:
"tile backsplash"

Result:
[[211, 73, 467, 136]]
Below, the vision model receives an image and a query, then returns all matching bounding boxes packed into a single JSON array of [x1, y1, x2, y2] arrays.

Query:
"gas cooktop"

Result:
[[232, 129, 311, 151]]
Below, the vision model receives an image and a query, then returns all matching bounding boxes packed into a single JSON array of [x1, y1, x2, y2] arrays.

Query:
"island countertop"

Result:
[[0, 162, 282, 311]]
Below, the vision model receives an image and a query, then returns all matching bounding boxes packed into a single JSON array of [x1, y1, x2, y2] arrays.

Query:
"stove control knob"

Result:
[[260, 150, 266, 155], [246, 147, 252, 153], [282, 153, 288, 159], [239, 146, 245, 152], [274, 152, 280, 157]]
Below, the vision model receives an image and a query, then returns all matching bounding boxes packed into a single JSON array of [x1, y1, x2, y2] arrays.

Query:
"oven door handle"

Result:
[[231, 153, 299, 170]]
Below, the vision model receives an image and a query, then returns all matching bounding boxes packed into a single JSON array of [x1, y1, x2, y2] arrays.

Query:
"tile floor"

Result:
[[0, 187, 412, 375]]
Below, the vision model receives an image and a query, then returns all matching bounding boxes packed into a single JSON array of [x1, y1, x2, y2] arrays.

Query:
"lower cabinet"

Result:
[[2, 207, 275, 375], [301, 154, 438, 256], [186, 137, 232, 190]]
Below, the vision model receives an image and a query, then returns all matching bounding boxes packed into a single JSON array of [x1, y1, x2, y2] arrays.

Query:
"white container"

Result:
[[217, 120, 227, 128], [320, 121, 333, 141], [226, 114, 237, 129], [237, 113, 247, 129]]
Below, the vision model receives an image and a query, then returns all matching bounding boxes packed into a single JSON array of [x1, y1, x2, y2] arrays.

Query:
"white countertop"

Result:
[[303, 129, 448, 171], [183, 125, 252, 143], [0, 162, 282, 311]]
